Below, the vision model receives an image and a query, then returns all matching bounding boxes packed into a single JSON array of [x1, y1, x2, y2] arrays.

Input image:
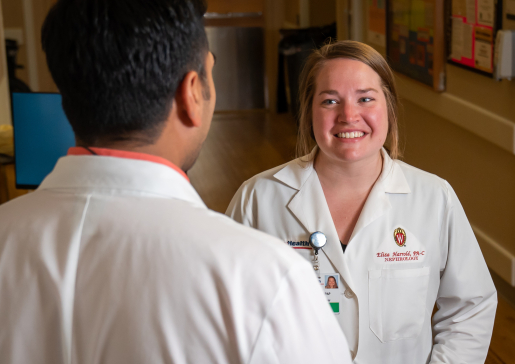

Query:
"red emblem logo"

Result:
[[394, 228, 407, 247]]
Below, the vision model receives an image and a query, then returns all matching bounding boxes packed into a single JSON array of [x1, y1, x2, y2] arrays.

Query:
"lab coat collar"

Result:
[[273, 147, 411, 194], [379, 149, 411, 194], [273, 148, 411, 292], [39, 155, 206, 208]]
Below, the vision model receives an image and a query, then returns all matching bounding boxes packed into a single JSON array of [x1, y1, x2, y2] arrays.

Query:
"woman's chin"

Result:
[[324, 147, 381, 165]]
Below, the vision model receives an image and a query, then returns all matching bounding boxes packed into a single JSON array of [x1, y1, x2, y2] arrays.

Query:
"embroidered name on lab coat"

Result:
[[375, 226, 426, 263], [376, 250, 425, 262]]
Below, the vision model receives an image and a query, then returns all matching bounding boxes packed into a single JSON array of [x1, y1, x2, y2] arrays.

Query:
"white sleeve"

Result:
[[226, 181, 255, 228], [248, 260, 352, 364], [430, 182, 497, 363]]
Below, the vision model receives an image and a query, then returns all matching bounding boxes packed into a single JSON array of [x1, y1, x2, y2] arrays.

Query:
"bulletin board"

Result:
[[449, 0, 502, 76], [386, 0, 446, 91]]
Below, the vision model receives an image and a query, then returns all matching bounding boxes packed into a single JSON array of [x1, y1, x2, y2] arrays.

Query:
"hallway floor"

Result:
[[190, 111, 515, 364]]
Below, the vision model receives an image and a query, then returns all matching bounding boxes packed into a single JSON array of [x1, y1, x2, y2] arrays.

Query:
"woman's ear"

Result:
[[176, 70, 204, 127]]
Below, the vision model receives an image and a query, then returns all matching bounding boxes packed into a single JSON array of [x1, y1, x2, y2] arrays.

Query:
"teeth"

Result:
[[337, 132, 364, 139]]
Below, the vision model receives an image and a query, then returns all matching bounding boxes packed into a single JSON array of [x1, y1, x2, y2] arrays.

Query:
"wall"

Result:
[[336, 0, 515, 286], [1, 0, 28, 86], [206, 0, 264, 14], [32, 0, 58, 92], [284, 0, 300, 28], [0, 0, 11, 125], [1, 0, 57, 92], [309, 0, 336, 27]]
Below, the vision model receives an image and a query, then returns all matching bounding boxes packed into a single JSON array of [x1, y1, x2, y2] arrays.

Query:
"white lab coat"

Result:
[[0, 155, 352, 364], [227, 148, 497, 364]]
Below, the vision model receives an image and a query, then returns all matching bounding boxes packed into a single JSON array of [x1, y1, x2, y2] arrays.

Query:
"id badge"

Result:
[[322, 273, 340, 315]]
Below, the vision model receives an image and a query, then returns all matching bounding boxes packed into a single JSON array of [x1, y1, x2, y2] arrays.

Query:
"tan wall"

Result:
[[284, 0, 299, 27], [402, 99, 515, 251], [398, 68, 515, 285], [0, 0, 11, 125], [1, 0, 57, 92], [206, 0, 264, 14], [337, 1, 515, 285], [32, 0, 58, 92], [1, 0, 29, 86], [309, 0, 336, 27]]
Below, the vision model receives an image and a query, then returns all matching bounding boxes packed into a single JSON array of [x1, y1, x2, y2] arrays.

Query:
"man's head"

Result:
[[42, 0, 214, 168]]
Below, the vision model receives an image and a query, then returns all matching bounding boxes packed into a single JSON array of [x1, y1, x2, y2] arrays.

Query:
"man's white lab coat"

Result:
[[0, 155, 352, 364], [227, 149, 497, 364]]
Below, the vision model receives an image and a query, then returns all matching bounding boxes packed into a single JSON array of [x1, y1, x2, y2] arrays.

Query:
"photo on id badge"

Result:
[[324, 273, 340, 314]]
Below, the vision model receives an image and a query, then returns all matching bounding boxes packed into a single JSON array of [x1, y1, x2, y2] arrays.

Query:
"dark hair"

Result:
[[42, 0, 209, 145]]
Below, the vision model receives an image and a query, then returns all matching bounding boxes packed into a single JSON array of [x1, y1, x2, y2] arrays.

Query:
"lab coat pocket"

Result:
[[368, 266, 430, 342]]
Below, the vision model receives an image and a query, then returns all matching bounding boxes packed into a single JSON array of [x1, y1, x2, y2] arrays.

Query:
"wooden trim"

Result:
[[22, 0, 39, 91], [299, 0, 309, 27], [433, 0, 445, 91], [350, 0, 363, 41], [0, 0, 12, 126]]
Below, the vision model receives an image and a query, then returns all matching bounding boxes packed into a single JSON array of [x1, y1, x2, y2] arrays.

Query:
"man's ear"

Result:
[[176, 70, 203, 127]]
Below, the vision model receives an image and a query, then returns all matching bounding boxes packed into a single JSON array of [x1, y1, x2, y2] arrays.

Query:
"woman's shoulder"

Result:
[[394, 159, 452, 198]]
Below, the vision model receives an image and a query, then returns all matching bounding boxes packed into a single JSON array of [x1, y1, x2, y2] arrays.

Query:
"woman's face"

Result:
[[312, 58, 388, 165], [328, 277, 336, 288]]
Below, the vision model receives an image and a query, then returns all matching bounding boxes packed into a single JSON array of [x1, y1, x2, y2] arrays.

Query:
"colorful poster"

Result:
[[387, 0, 438, 87]]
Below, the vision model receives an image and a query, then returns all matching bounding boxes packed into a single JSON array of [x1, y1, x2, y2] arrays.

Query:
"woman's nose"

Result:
[[338, 102, 359, 123]]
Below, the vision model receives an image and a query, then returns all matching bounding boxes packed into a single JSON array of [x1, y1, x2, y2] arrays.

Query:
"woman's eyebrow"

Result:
[[318, 89, 339, 96], [357, 88, 378, 93]]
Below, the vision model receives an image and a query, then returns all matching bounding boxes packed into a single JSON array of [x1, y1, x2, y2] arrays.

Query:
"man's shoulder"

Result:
[[182, 205, 307, 264]]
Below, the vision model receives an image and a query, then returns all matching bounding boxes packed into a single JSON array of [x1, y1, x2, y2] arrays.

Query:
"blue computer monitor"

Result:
[[11, 92, 75, 189]]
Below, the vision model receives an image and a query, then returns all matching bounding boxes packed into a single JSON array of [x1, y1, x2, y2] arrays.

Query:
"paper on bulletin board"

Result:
[[452, 0, 476, 22], [368, 0, 386, 47], [474, 26, 493, 71], [477, 0, 494, 27]]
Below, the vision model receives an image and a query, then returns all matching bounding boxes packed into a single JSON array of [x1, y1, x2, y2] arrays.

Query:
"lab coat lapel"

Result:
[[283, 163, 355, 292], [348, 150, 410, 243], [348, 177, 391, 243]]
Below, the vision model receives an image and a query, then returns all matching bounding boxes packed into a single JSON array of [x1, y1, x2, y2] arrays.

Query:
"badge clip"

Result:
[[309, 231, 327, 278]]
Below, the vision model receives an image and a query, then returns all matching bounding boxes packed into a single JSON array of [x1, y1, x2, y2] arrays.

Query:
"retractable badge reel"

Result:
[[309, 231, 327, 278]]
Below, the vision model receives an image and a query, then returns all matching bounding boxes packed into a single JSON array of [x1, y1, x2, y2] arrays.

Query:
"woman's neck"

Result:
[[314, 150, 383, 194]]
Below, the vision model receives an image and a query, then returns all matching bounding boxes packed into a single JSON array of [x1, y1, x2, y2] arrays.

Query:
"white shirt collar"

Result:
[[39, 155, 206, 208]]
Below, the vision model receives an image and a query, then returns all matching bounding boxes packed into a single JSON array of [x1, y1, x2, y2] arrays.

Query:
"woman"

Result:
[[325, 275, 338, 289], [226, 41, 497, 363]]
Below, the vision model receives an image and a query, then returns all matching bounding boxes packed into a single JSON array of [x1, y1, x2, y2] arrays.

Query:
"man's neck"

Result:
[[77, 137, 186, 172]]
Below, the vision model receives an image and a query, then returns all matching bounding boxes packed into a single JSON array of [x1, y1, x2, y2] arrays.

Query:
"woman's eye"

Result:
[[322, 99, 337, 105], [359, 97, 373, 103]]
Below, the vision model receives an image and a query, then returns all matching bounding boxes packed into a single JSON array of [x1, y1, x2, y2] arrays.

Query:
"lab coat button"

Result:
[[344, 289, 354, 299]]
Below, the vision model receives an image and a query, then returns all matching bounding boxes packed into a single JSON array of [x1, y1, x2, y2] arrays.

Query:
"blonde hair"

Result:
[[296, 40, 401, 160]]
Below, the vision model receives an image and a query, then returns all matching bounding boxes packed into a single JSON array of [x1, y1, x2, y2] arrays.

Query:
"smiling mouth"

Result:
[[335, 132, 365, 139]]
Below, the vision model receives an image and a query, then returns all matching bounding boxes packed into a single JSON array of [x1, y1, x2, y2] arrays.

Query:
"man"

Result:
[[0, 1, 352, 363]]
